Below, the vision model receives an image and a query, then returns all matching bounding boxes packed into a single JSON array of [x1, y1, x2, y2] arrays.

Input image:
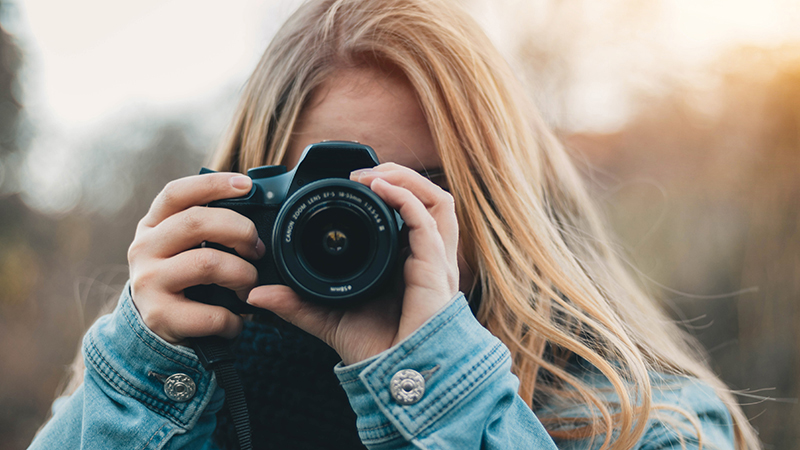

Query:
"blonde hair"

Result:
[[211, 0, 758, 448]]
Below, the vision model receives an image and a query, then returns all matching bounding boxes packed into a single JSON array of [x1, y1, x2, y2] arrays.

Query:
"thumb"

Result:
[[246, 285, 338, 341]]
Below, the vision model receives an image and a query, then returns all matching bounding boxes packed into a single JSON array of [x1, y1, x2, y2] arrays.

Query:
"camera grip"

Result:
[[184, 283, 262, 315], [183, 203, 282, 315], [184, 241, 264, 315]]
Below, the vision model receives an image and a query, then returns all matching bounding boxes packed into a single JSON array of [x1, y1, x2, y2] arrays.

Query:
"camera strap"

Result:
[[192, 336, 253, 450]]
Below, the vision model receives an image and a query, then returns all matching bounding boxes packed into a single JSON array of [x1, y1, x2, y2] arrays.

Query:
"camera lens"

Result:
[[273, 178, 399, 304], [298, 205, 371, 280]]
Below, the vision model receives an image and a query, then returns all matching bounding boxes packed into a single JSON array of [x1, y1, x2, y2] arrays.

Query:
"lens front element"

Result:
[[323, 230, 348, 255], [299, 204, 371, 280]]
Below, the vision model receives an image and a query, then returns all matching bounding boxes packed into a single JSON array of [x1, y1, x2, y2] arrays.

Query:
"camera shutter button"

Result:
[[164, 373, 196, 402]]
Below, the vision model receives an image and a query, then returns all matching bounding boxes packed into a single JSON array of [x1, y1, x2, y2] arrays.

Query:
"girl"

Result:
[[30, 0, 760, 448]]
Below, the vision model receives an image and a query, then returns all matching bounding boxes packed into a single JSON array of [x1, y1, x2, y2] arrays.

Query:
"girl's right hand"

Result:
[[127, 173, 265, 346]]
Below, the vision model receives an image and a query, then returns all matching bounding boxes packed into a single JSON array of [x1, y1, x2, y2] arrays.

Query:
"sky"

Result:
[[14, 0, 300, 128]]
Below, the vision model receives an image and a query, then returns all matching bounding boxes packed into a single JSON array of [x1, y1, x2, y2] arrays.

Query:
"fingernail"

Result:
[[255, 238, 266, 258], [231, 175, 252, 190], [350, 168, 374, 179], [246, 291, 263, 305], [371, 177, 389, 187]]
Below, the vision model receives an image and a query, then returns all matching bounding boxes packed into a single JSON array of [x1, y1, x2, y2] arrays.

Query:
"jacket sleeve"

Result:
[[334, 293, 560, 450], [638, 378, 736, 450], [28, 284, 222, 450], [333, 293, 738, 450]]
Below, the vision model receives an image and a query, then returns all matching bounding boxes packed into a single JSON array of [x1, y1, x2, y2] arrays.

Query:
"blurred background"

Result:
[[0, 0, 797, 448]]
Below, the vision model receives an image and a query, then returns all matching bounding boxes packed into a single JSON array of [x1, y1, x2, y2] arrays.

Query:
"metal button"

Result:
[[390, 369, 425, 405], [164, 373, 196, 402]]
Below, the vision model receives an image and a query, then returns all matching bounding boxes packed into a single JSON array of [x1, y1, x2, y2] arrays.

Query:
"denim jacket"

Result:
[[29, 286, 735, 449]]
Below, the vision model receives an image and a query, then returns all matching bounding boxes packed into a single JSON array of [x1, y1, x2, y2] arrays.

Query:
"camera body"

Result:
[[185, 141, 402, 314]]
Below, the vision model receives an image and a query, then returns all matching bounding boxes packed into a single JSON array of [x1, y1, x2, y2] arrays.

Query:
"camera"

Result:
[[185, 141, 403, 314]]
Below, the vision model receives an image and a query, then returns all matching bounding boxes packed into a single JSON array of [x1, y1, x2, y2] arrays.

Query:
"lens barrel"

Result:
[[272, 179, 398, 303]]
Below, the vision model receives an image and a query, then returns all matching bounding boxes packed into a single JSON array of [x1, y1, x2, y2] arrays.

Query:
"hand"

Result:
[[127, 173, 265, 345], [247, 163, 460, 365]]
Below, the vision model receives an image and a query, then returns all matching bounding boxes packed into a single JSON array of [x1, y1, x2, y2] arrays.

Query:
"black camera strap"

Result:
[[192, 336, 253, 450]]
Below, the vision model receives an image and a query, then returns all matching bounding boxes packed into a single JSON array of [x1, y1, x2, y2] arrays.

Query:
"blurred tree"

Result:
[[0, 0, 20, 161], [0, 0, 30, 310], [0, 3, 46, 448], [0, 6, 206, 441], [566, 44, 800, 449], [735, 50, 800, 448], [0, 119, 205, 450]]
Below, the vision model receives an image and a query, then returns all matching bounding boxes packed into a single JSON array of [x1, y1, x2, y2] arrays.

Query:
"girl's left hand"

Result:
[[246, 162, 460, 365]]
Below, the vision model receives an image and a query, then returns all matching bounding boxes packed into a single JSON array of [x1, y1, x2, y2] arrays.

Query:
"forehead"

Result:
[[285, 67, 439, 171]]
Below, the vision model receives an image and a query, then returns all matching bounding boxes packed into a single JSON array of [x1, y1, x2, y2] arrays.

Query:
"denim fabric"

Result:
[[29, 284, 223, 450], [29, 287, 735, 450], [334, 294, 558, 450], [541, 369, 736, 450]]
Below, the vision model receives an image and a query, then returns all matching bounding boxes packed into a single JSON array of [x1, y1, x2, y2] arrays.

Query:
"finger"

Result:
[[369, 177, 448, 265], [246, 285, 339, 341], [352, 164, 458, 259], [143, 296, 244, 342], [155, 248, 259, 295], [143, 173, 253, 227], [149, 206, 265, 260], [351, 163, 448, 208]]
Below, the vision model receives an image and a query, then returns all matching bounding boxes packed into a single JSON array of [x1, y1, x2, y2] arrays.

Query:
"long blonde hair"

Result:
[[211, 0, 758, 448]]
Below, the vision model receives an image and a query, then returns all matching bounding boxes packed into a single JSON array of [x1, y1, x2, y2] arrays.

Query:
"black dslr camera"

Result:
[[185, 141, 402, 314]]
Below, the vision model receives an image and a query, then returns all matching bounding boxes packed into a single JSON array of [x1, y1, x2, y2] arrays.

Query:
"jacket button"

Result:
[[164, 373, 196, 402], [390, 369, 425, 405]]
